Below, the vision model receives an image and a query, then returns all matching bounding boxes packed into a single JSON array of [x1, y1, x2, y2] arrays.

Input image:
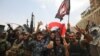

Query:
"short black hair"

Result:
[[76, 32, 81, 35], [36, 31, 43, 35], [50, 31, 56, 34]]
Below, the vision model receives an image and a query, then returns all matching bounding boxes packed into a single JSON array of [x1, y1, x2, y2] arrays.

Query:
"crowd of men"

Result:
[[0, 21, 97, 56]]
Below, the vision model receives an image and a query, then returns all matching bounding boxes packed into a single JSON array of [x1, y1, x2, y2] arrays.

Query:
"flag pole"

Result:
[[68, 0, 70, 24], [67, 12, 70, 33], [68, 14, 70, 24], [67, 0, 70, 33]]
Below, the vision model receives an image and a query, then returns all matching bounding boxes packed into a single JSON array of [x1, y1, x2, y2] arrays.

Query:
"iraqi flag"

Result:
[[48, 22, 66, 37], [55, 0, 70, 21]]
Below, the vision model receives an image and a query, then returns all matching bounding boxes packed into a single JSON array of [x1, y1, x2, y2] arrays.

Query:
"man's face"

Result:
[[90, 26, 99, 36], [19, 34, 24, 40], [36, 34, 44, 41], [55, 37, 61, 46], [23, 33, 29, 40], [76, 32, 81, 39], [50, 33, 55, 39], [69, 33, 75, 39]]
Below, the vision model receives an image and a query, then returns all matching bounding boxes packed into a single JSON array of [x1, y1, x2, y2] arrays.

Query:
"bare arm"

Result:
[[75, 25, 93, 43], [35, 21, 43, 33], [63, 38, 69, 56]]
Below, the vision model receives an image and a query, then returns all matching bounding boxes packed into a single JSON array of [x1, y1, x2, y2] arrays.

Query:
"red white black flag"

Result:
[[55, 0, 70, 21]]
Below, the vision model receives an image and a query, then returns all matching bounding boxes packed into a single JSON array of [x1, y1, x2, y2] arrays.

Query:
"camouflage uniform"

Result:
[[29, 39, 47, 56], [22, 39, 32, 56], [0, 39, 11, 56], [46, 48, 56, 56], [6, 39, 23, 56], [54, 45, 65, 56]]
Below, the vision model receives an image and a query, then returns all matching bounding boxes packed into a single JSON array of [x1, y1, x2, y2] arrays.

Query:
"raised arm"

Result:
[[35, 21, 43, 33], [75, 25, 93, 43], [62, 37, 69, 56]]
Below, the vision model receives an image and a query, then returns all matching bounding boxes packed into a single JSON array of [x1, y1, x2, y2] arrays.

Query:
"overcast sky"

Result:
[[0, 0, 90, 29]]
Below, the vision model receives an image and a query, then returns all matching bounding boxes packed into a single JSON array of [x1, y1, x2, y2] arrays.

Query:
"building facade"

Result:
[[77, 0, 100, 29]]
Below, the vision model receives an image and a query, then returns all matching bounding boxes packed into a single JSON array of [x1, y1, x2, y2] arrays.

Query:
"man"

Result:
[[6, 32, 24, 56], [69, 26, 93, 56], [54, 37, 68, 56], [45, 31, 57, 56], [29, 31, 52, 56], [22, 32, 32, 56], [0, 32, 11, 56]]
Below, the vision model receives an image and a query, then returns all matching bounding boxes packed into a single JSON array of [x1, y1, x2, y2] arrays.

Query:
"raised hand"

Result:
[[46, 41, 53, 49], [38, 21, 43, 26], [75, 25, 85, 34], [36, 21, 43, 32]]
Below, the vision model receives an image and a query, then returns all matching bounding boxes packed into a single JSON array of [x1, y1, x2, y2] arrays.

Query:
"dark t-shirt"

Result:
[[54, 45, 65, 56]]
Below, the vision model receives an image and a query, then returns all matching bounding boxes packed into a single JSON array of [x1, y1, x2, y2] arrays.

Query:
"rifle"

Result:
[[7, 24, 13, 30]]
